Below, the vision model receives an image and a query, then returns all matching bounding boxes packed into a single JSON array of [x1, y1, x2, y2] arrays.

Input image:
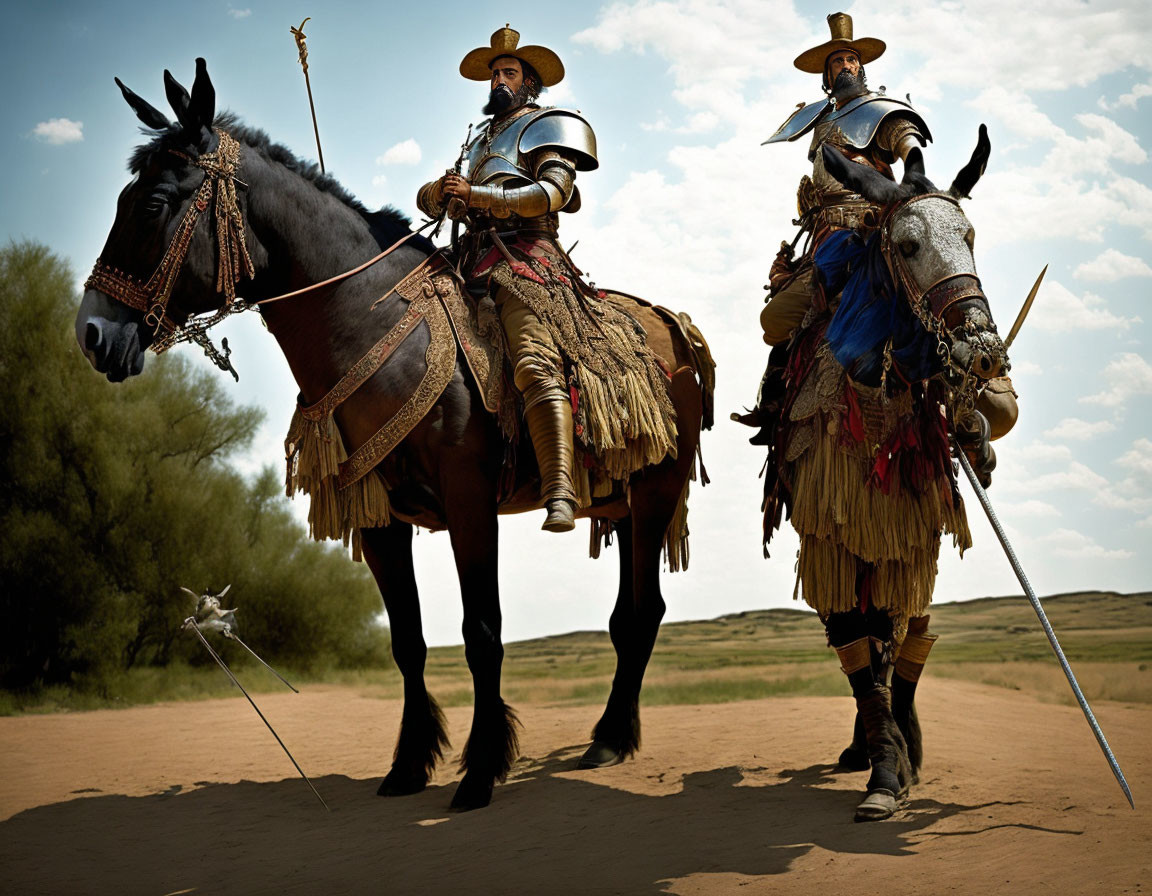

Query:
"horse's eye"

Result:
[[143, 196, 170, 216], [899, 240, 919, 258]]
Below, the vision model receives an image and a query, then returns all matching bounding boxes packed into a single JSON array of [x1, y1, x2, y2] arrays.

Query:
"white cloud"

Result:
[[371, 174, 388, 188], [997, 461, 1108, 497], [1081, 353, 1152, 408], [1110, 81, 1152, 110], [227, 7, 252, 18], [1030, 528, 1133, 560], [32, 118, 83, 144], [1118, 438, 1152, 478], [1029, 280, 1136, 333], [375, 139, 422, 166], [1074, 248, 1152, 282], [1043, 417, 1117, 441], [1000, 499, 1062, 518]]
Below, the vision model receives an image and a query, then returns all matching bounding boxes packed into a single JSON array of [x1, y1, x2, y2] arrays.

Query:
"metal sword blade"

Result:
[[955, 447, 1134, 807], [188, 626, 329, 811], [1004, 264, 1047, 349]]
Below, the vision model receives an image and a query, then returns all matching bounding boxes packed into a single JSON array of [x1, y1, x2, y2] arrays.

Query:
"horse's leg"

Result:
[[580, 369, 703, 769], [360, 521, 450, 796], [825, 609, 911, 821], [443, 462, 518, 811], [579, 518, 642, 768]]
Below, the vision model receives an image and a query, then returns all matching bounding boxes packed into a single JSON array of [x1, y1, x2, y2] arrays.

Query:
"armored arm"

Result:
[[416, 179, 446, 218], [467, 149, 578, 218], [876, 115, 927, 163]]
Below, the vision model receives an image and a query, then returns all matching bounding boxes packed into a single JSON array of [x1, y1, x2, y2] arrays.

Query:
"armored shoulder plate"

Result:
[[762, 98, 834, 146], [466, 107, 598, 188], [822, 93, 932, 151], [520, 109, 599, 171]]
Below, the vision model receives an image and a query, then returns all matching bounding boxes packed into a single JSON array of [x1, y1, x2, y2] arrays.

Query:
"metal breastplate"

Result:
[[466, 106, 598, 188]]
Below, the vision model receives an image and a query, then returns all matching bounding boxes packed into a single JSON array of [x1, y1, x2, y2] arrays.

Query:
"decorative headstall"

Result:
[[877, 192, 1008, 404], [84, 129, 255, 368]]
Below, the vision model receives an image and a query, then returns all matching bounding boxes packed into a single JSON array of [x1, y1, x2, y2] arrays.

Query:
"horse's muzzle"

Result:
[[75, 289, 149, 381]]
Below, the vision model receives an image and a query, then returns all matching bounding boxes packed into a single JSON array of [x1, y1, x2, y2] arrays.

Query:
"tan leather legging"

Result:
[[496, 285, 568, 409]]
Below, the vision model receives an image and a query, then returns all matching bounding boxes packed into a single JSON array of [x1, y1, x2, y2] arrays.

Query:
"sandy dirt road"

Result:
[[1, 679, 1148, 895]]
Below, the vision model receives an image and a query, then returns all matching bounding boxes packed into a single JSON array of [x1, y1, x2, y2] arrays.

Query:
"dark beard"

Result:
[[483, 84, 515, 116], [831, 68, 868, 103], [482, 82, 535, 117]]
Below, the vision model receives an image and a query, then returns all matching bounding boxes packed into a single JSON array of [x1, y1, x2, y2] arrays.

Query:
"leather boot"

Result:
[[524, 398, 577, 532], [855, 684, 912, 822], [838, 637, 890, 772], [835, 638, 911, 822], [892, 615, 937, 782]]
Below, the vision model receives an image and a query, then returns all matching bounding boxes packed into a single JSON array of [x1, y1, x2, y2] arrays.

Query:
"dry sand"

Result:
[[1, 679, 1148, 895]]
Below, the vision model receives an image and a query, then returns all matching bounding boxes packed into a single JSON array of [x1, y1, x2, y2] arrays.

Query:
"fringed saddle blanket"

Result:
[[766, 230, 971, 638], [284, 254, 511, 559]]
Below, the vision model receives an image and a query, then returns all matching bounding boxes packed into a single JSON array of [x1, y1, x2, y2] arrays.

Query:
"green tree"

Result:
[[0, 242, 389, 692]]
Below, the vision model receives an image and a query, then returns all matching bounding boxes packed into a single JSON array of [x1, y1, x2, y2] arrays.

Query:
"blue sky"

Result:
[[5, 1, 1152, 646]]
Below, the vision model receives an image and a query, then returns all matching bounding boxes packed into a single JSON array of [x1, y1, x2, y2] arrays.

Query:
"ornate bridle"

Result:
[[877, 191, 1009, 407], [84, 129, 255, 365]]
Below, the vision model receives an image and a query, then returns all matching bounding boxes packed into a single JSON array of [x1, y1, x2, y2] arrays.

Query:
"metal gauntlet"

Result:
[[416, 180, 445, 218]]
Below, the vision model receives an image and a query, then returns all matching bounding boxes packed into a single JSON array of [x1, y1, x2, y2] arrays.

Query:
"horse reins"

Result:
[[85, 128, 435, 356]]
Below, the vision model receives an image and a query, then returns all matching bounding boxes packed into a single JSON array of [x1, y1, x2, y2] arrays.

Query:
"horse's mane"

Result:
[[128, 112, 424, 250]]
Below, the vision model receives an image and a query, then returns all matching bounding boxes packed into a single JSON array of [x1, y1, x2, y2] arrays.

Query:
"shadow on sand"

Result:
[[0, 748, 1080, 895]]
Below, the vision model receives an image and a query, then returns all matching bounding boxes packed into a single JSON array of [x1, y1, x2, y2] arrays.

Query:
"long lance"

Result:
[[290, 18, 326, 174], [954, 448, 1134, 807], [185, 621, 329, 811]]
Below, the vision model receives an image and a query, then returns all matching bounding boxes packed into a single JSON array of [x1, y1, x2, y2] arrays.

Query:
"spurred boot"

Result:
[[891, 615, 937, 782], [524, 398, 577, 532]]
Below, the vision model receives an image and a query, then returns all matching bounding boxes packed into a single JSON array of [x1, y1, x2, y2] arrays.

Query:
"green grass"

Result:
[[5, 590, 1150, 714]]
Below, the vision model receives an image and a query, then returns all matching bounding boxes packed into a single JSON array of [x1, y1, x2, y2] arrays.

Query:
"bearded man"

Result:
[[416, 25, 678, 532], [747, 13, 1018, 822]]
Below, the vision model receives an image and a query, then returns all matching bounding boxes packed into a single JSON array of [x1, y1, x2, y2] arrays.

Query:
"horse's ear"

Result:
[[190, 58, 215, 131], [949, 123, 990, 199], [902, 146, 925, 182], [163, 68, 196, 134], [820, 144, 903, 206], [115, 77, 171, 130]]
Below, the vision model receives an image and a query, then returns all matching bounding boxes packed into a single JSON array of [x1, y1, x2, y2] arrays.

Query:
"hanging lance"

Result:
[[953, 450, 1134, 808], [290, 17, 326, 174]]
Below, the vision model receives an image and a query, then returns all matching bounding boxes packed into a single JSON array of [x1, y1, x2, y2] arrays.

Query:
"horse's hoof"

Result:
[[854, 789, 899, 822], [377, 769, 428, 797], [837, 744, 870, 772], [449, 774, 494, 811], [577, 740, 626, 769]]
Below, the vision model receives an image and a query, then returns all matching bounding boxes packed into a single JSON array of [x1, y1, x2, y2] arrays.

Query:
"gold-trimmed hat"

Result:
[[459, 24, 565, 87], [793, 12, 885, 74]]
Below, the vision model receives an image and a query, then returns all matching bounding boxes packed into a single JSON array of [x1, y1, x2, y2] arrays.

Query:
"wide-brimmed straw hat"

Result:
[[459, 24, 565, 87], [793, 12, 886, 74]]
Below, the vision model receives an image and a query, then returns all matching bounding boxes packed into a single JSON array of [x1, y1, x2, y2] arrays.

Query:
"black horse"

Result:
[[75, 60, 711, 810]]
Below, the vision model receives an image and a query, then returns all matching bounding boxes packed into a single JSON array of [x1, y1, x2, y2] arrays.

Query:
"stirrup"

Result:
[[542, 497, 576, 532]]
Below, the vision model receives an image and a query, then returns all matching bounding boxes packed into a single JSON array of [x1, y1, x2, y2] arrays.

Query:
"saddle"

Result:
[[284, 253, 712, 557]]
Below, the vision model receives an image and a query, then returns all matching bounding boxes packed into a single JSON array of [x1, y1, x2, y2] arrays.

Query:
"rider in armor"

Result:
[[417, 26, 677, 532], [752, 13, 1018, 822]]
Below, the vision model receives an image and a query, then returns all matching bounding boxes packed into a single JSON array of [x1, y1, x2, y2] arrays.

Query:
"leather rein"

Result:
[[85, 128, 434, 362]]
